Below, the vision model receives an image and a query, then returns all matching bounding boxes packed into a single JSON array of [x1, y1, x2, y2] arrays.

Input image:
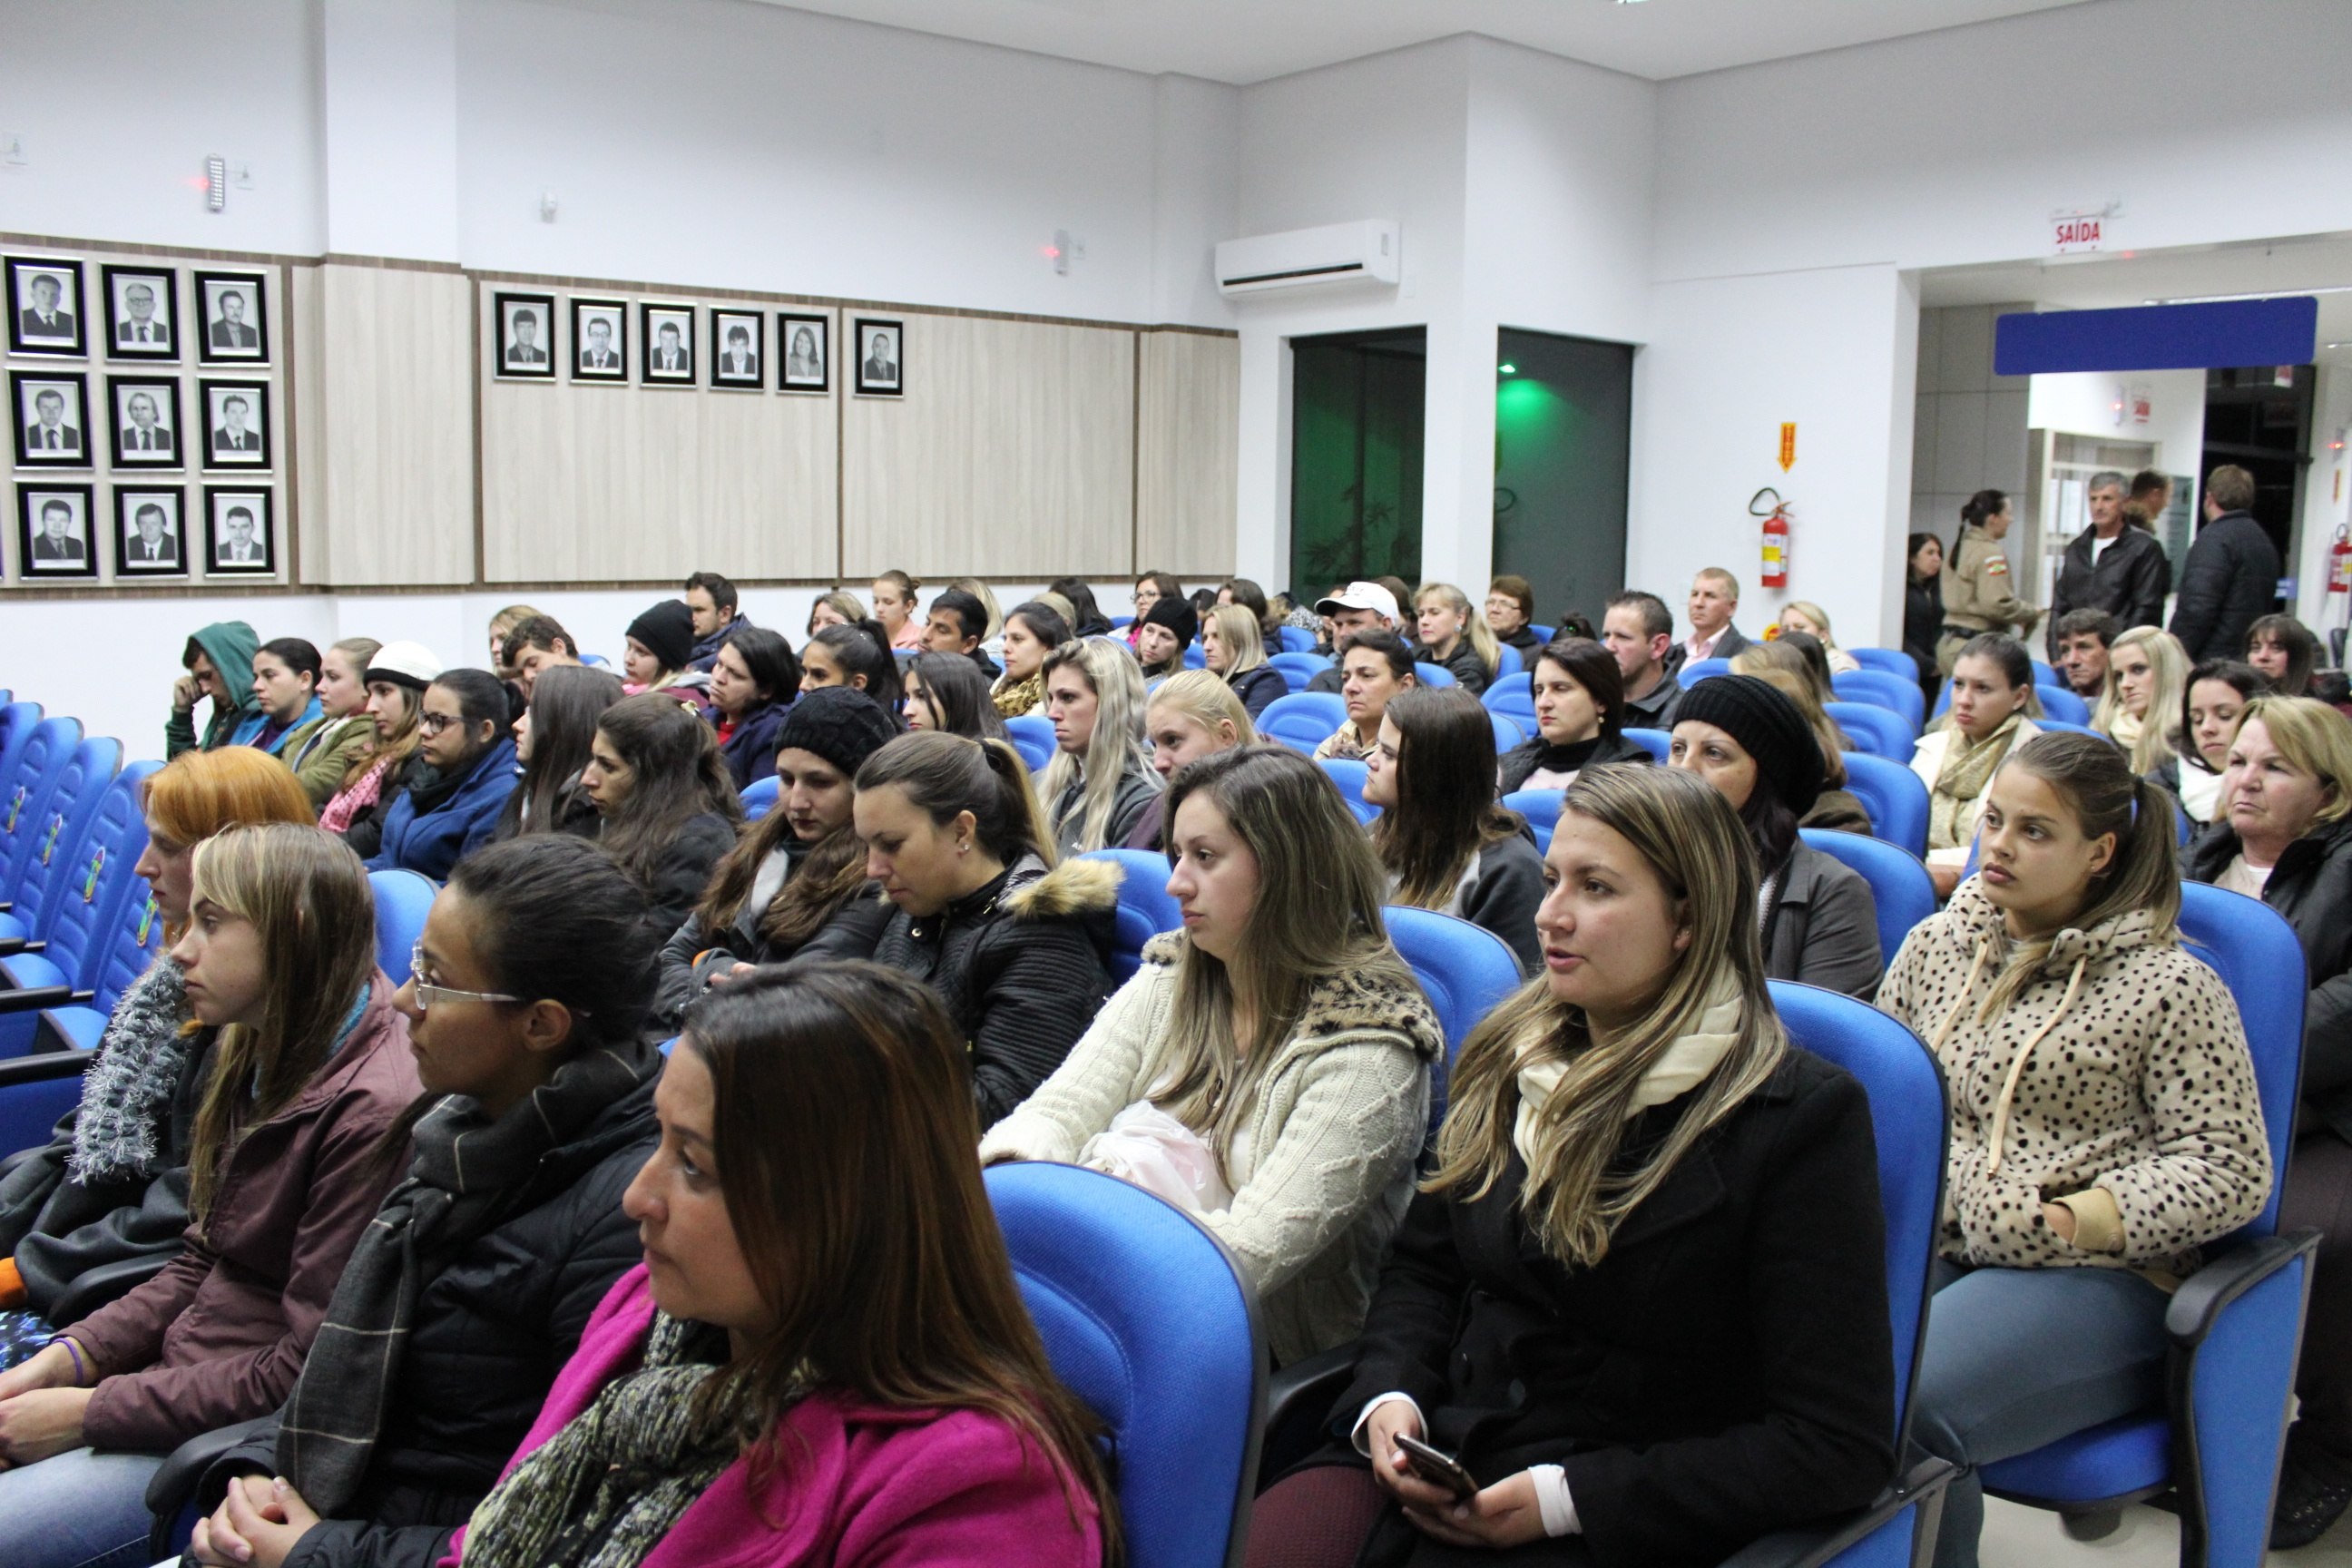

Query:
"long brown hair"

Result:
[[693, 805, 869, 954], [593, 693, 745, 895], [185, 824, 380, 1221], [1372, 687, 1524, 908], [860, 730, 1055, 868], [687, 963, 1120, 1560]]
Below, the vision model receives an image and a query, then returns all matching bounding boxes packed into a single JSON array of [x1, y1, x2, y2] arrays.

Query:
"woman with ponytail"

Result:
[[1937, 489, 2041, 675], [1880, 732, 2271, 1568], [801, 618, 906, 719]]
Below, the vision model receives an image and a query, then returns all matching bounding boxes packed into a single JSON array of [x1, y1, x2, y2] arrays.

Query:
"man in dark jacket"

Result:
[[2170, 465, 2282, 662], [683, 570, 752, 673], [2048, 469, 2169, 655]]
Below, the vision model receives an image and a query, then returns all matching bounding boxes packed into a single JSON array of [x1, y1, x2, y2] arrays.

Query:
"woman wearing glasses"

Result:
[[180, 835, 665, 1568], [362, 671, 522, 882]]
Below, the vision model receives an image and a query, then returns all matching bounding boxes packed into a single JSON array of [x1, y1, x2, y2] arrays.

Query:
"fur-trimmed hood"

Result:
[[1002, 854, 1124, 921], [1138, 930, 1444, 1065]]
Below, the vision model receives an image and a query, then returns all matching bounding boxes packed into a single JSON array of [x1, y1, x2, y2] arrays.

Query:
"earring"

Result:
[[957, 840, 970, 855]]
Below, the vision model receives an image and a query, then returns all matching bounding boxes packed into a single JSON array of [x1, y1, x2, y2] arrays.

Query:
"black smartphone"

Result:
[[1395, 1433, 1479, 1500]]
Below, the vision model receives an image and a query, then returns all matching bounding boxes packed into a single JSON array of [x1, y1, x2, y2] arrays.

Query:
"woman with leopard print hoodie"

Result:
[[1877, 732, 2270, 1568]]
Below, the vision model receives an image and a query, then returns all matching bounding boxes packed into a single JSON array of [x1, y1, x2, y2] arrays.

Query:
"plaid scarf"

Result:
[[275, 1038, 657, 1513]]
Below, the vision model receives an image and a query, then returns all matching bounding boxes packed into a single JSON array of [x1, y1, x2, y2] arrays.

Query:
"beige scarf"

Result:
[[1514, 977, 1743, 1164], [1929, 710, 2022, 853]]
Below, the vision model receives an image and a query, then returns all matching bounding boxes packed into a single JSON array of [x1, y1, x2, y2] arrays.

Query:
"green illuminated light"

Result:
[[1497, 363, 1516, 374]]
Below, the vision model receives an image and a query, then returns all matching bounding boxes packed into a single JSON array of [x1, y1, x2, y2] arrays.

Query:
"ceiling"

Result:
[[743, 0, 2099, 85]]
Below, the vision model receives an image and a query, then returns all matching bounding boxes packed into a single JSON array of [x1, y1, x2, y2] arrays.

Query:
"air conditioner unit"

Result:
[[1215, 220, 1401, 298]]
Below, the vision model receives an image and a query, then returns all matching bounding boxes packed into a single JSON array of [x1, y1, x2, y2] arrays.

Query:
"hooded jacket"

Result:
[[279, 713, 377, 809], [1877, 878, 2270, 1276], [983, 936, 1443, 1365], [165, 622, 264, 759], [365, 738, 520, 882], [869, 855, 1118, 1125], [708, 697, 793, 790]]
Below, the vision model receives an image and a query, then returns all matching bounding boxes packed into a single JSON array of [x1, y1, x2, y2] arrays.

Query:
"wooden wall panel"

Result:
[[1134, 329, 1240, 579], [477, 288, 837, 584], [841, 313, 1134, 579]]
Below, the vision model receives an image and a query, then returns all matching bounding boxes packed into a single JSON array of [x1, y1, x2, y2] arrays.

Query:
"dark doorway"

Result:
[[1289, 328, 1426, 597], [2201, 363, 2312, 565], [1493, 328, 1634, 632]]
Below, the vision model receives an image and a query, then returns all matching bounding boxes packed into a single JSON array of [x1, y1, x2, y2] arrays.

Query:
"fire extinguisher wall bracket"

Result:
[[1753, 487, 1792, 591]]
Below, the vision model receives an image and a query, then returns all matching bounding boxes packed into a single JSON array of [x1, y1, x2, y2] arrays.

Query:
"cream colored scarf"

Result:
[[1514, 977, 1744, 1164]]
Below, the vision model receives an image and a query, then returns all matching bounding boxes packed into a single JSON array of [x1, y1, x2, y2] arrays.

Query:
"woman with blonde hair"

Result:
[[1777, 602, 1861, 674], [1124, 670, 1254, 849], [1202, 603, 1286, 720], [282, 637, 382, 809], [1245, 764, 1893, 1566], [485, 605, 543, 681], [1413, 582, 1500, 696], [2092, 625, 2190, 775], [986, 746, 1440, 1367], [1040, 639, 1160, 856]]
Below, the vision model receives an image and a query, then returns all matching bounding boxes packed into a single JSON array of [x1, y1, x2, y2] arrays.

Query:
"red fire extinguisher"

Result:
[[2329, 525, 2352, 595], [1753, 488, 1792, 590]]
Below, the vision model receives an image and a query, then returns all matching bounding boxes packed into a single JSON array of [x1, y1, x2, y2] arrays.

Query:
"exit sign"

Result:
[[2053, 202, 2120, 254]]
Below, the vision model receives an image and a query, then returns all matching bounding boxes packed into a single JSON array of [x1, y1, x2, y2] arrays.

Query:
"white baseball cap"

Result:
[[1314, 581, 1401, 622]]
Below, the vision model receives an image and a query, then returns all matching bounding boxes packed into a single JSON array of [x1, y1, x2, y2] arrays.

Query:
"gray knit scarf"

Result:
[[67, 957, 190, 1185]]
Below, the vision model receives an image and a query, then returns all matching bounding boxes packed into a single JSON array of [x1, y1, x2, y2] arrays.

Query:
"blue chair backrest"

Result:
[[2034, 718, 2106, 740], [1316, 759, 1377, 825], [985, 1161, 1262, 1568], [1415, 661, 1456, 689], [1182, 642, 1207, 670], [1849, 647, 1919, 680], [1494, 644, 1523, 679], [1481, 673, 1536, 726], [31, 759, 156, 996], [1277, 625, 1317, 653], [1488, 712, 1524, 752], [1268, 652, 1330, 694], [2035, 683, 2091, 725], [1841, 751, 1930, 858], [8, 737, 122, 940], [0, 717, 84, 896], [1832, 669, 1926, 732], [1257, 693, 1346, 754], [1767, 981, 1945, 1441], [1500, 789, 1563, 852], [1528, 623, 1554, 643], [1386, 906, 1522, 1131], [0, 704, 42, 806], [1798, 828, 1934, 972], [1681, 657, 1733, 685], [1825, 701, 1915, 761], [580, 652, 610, 667], [740, 776, 780, 821], [1076, 848, 1181, 985], [1004, 713, 1057, 774], [1112, 614, 1134, 630], [369, 870, 437, 987], [2178, 883, 2306, 1240], [1622, 727, 1671, 762], [2031, 657, 2058, 686]]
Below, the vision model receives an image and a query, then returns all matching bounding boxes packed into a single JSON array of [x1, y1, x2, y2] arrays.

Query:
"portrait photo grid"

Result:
[[483, 287, 846, 397], [7, 248, 285, 586]]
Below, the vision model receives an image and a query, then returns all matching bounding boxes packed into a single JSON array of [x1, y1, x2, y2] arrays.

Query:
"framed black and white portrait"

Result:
[[5, 258, 86, 358], [200, 380, 271, 470], [495, 292, 556, 380], [572, 298, 628, 382], [854, 317, 903, 397], [203, 486, 275, 575], [193, 271, 270, 365], [17, 485, 96, 578], [710, 309, 762, 389], [641, 304, 695, 385], [107, 377, 184, 468], [113, 485, 187, 577], [12, 371, 90, 468], [103, 266, 178, 361], [779, 312, 828, 393]]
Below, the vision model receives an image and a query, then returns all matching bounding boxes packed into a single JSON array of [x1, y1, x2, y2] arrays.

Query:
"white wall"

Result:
[[2026, 368, 2207, 478], [2295, 365, 2352, 629]]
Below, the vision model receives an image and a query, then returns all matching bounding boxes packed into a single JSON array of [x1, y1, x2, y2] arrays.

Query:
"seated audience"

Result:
[[1884, 732, 2270, 1568], [1412, 582, 1498, 695], [1033, 589, 1082, 638], [323, 642, 439, 856], [2148, 660, 2262, 828], [1669, 566, 1754, 674], [857, 731, 1117, 1122], [1752, 628, 1838, 710], [622, 600, 707, 700], [1485, 574, 1542, 658], [1497, 636, 1651, 792], [805, 589, 863, 637], [0, 826, 419, 1566], [1204, 603, 1287, 720], [1126, 570, 1185, 651], [871, 568, 926, 651], [0, 753, 314, 1370], [500, 614, 583, 700], [682, 570, 753, 672], [488, 662, 622, 843], [985, 747, 1441, 1364], [2091, 624, 2188, 779], [2249, 612, 2322, 697], [1733, 655, 1876, 836], [701, 626, 799, 789], [1047, 575, 1113, 639], [438, 965, 1112, 1567], [183, 837, 664, 1568], [1133, 594, 1197, 681], [657, 688, 899, 1027], [485, 605, 541, 686], [1671, 675, 1882, 997], [1315, 630, 1417, 762], [1367, 689, 1546, 975], [1041, 639, 1161, 855], [1913, 634, 2044, 895], [2051, 607, 2121, 702], [580, 692, 743, 936], [901, 650, 1007, 740], [1602, 589, 1683, 729], [1125, 670, 1254, 849], [246, 637, 325, 760], [366, 669, 520, 881], [1247, 764, 1893, 1568], [923, 586, 1002, 680], [1777, 601, 1861, 673], [1304, 583, 1405, 694], [167, 622, 266, 758], [802, 618, 906, 715], [1905, 532, 1945, 688], [1217, 576, 1282, 643], [948, 577, 1006, 647], [282, 637, 380, 809], [993, 600, 1071, 719]]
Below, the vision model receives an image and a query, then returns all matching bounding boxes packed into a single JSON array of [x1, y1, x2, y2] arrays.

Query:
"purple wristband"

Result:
[[46, 1335, 86, 1387]]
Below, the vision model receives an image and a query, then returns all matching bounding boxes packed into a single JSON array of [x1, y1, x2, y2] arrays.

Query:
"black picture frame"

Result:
[[494, 291, 557, 380], [5, 257, 87, 358], [17, 484, 97, 578], [641, 304, 695, 385], [113, 485, 188, 577], [11, 370, 91, 468], [199, 380, 271, 471], [193, 270, 270, 365], [107, 376, 185, 469], [710, 309, 763, 389], [102, 265, 178, 361], [853, 316, 903, 397], [571, 297, 628, 382], [779, 312, 829, 393], [202, 485, 275, 575]]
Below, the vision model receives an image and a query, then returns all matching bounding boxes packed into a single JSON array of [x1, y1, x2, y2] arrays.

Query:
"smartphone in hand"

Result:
[[1395, 1433, 1479, 1500]]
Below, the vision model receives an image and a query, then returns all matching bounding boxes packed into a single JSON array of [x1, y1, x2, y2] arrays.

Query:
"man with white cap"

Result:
[[1304, 582, 1402, 694]]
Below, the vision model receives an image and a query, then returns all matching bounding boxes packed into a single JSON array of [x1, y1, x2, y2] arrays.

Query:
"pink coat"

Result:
[[443, 1266, 1104, 1568]]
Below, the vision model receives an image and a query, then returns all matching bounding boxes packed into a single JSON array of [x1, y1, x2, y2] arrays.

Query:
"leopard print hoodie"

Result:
[[1877, 877, 2270, 1276]]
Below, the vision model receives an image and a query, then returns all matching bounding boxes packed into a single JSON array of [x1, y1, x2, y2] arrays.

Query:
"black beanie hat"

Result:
[[1142, 594, 1199, 648], [775, 686, 897, 778], [1672, 675, 1825, 816], [627, 600, 696, 673]]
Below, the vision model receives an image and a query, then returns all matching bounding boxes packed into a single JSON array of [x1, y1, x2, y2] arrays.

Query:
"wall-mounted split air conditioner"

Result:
[[1214, 220, 1400, 299]]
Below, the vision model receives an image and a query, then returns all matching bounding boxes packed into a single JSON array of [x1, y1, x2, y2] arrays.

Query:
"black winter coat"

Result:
[[2049, 525, 2170, 653], [2169, 510, 2282, 662], [1228, 663, 1288, 720], [1416, 641, 1493, 696], [1903, 575, 1944, 688], [710, 699, 792, 791], [652, 836, 895, 1028], [1496, 730, 1652, 795], [612, 810, 740, 940], [1325, 1047, 1894, 1568]]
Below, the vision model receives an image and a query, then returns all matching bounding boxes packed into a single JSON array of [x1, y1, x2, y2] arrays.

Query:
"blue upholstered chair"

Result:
[[1528, 623, 1554, 643], [1278, 625, 1318, 653], [1382, 905, 1521, 1136], [1624, 726, 1671, 762], [1077, 848, 1182, 984], [0, 735, 121, 951], [1183, 642, 1208, 670], [368, 869, 437, 987], [1849, 647, 1921, 681], [1257, 693, 1347, 754], [0, 717, 83, 906], [1840, 752, 1930, 859], [1494, 643, 1524, 679], [1414, 661, 1456, 689], [1833, 670, 1927, 733], [1004, 713, 1057, 773], [1501, 788, 1563, 852], [1481, 672, 1536, 729], [1316, 759, 1377, 825], [739, 775, 780, 820], [1797, 828, 1934, 974], [1826, 701, 1916, 760], [2034, 718, 2107, 741], [2036, 683, 2092, 725], [1488, 711, 1524, 752], [1269, 652, 1332, 694], [1682, 656, 1734, 686]]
